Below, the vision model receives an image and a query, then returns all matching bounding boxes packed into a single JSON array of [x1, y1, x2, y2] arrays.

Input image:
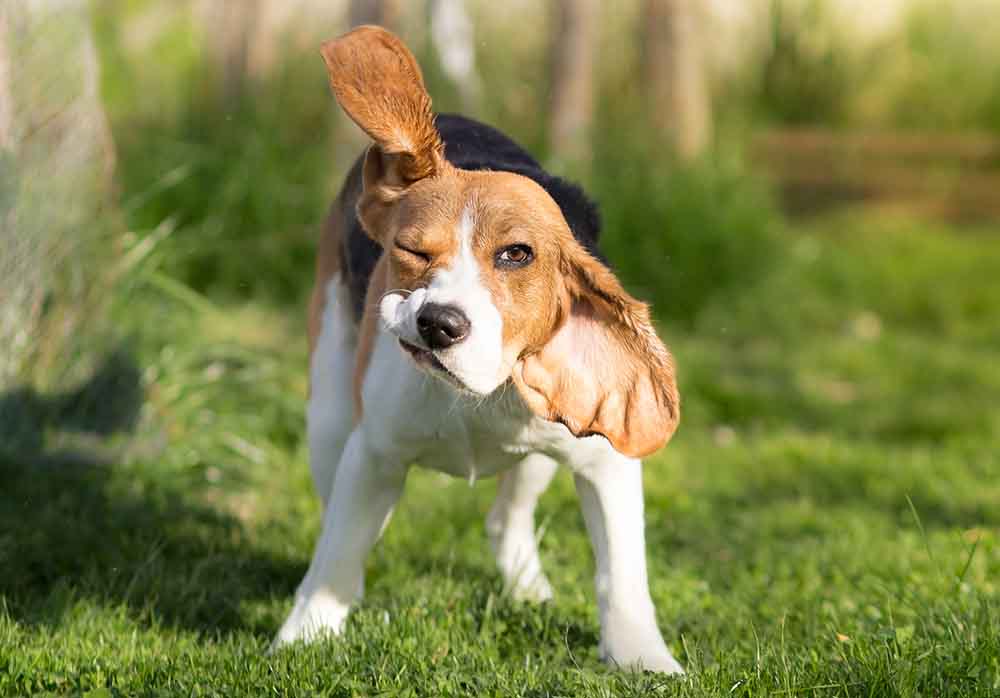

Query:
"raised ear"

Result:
[[320, 25, 444, 188], [512, 248, 679, 458]]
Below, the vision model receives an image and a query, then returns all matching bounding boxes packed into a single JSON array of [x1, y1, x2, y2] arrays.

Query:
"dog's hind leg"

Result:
[[486, 452, 558, 602], [308, 275, 357, 511]]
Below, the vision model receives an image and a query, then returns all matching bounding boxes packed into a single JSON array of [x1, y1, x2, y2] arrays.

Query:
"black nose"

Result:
[[417, 303, 470, 349]]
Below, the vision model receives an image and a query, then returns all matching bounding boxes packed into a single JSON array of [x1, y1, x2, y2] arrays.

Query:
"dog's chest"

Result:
[[361, 334, 576, 477], [393, 385, 568, 479], [413, 393, 564, 479]]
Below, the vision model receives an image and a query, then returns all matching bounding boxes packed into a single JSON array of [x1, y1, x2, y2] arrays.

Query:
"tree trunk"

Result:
[[247, 0, 347, 76], [548, 0, 596, 166], [327, 0, 400, 175], [350, 0, 400, 29], [642, 0, 712, 160], [0, 0, 114, 385], [200, 0, 261, 109], [0, 6, 12, 153], [430, 0, 480, 114]]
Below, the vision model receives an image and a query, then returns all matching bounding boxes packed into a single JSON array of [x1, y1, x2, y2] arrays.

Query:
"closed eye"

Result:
[[394, 241, 431, 263], [495, 244, 534, 269]]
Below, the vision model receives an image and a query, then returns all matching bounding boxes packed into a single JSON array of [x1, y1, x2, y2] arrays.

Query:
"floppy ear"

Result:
[[320, 25, 445, 231], [512, 247, 680, 458]]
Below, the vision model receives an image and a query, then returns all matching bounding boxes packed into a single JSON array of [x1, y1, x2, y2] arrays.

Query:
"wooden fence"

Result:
[[754, 129, 1000, 222]]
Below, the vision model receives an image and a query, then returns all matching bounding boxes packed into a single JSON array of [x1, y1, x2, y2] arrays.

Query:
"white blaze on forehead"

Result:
[[430, 204, 479, 297], [424, 201, 506, 394], [377, 201, 508, 396]]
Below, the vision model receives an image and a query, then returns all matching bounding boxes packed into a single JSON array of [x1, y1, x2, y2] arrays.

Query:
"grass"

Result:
[[2, 209, 998, 696], [6, 3, 1000, 694]]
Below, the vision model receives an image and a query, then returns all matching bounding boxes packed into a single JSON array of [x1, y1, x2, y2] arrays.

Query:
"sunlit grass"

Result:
[[2, 211, 997, 696]]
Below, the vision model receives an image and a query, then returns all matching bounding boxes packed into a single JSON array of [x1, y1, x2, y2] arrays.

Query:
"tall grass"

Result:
[[589, 132, 782, 328], [0, 5, 117, 389], [881, 0, 1000, 131], [98, 34, 335, 304]]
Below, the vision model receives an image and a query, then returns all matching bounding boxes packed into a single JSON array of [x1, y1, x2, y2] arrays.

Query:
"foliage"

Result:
[[752, 0, 862, 126], [85, 0, 1000, 307], [880, 0, 1000, 131], [96, 7, 335, 304], [714, 0, 1000, 133], [590, 133, 782, 327]]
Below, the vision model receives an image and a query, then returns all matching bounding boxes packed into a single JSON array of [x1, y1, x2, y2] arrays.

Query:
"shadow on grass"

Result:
[[0, 348, 142, 460], [0, 349, 302, 638]]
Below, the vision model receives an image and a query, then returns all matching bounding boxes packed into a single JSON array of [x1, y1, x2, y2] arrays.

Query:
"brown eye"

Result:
[[495, 244, 534, 269]]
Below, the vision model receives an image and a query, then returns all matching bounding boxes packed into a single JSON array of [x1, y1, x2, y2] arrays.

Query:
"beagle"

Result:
[[272, 26, 682, 674]]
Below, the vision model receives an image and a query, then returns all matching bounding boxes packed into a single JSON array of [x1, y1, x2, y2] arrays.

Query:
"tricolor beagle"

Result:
[[272, 25, 682, 673]]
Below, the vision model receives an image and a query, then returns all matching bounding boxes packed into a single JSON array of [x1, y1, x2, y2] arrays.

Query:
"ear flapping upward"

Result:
[[512, 248, 680, 458], [320, 25, 444, 185]]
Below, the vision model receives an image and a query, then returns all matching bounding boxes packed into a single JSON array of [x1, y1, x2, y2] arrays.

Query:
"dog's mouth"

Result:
[[398, 339, 467, 389]]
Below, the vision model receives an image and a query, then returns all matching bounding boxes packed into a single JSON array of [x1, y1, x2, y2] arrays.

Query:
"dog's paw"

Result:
[[270, 591, 350, 652], [601, 642, 685, 674], [599, 621, 685, 674], [603, 647, 685, 674], [508, 573, 554, 603]]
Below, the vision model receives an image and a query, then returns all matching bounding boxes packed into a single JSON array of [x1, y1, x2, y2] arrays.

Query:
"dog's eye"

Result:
[[394, 241, 431, 263], [495, 244, 534, 268]]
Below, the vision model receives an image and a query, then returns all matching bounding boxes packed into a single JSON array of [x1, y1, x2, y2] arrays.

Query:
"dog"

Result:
[[272, 25, 683, 674]]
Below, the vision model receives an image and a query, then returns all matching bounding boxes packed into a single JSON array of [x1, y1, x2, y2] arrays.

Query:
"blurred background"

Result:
[[1, 1, 999, 692], [4, 0, 1000, 406]]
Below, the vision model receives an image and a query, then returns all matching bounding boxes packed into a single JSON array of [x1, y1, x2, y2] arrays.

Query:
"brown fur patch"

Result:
[[512, 248, 680, 458], [320, 26, 444, 185], [462, 174, 570, 358], [362, 168, 574, 373]]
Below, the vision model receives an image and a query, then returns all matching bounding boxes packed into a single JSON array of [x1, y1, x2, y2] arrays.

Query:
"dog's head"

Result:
[[321, 26, 678, 457]]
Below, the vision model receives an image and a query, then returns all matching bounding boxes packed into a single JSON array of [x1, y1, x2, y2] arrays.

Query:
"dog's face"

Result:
[[322, 26, 679, 457], [376, 170, 569, 395]]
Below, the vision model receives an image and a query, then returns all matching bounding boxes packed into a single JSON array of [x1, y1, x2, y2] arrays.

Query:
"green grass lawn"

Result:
[[2, 212, 998, 696]]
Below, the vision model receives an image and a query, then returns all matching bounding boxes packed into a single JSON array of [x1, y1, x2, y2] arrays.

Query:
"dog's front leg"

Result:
[[272, 427, 407, 649], [571, 453, 684, 674]]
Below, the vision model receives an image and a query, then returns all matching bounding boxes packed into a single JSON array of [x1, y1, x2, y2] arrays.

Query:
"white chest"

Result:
[[358, 331, 597, 479]]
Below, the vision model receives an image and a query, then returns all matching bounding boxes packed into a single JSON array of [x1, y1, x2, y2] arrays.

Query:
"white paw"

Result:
[[600, 620, 685, 674], [270, 590, 350, 652], [489, 525, 554, 604], [507, 573, 554, 603]]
